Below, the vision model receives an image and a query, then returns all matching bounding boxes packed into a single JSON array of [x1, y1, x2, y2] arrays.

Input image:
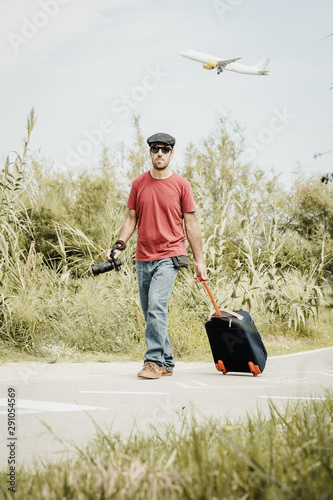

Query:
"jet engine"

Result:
[[203, 60, 217, 70]]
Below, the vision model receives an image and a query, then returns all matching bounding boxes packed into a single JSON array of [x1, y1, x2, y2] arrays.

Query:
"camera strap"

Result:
[[112, 240, 126, 252]]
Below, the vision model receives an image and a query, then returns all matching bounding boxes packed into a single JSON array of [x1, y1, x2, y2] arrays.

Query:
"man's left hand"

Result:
[[195, 262, 209, 281]]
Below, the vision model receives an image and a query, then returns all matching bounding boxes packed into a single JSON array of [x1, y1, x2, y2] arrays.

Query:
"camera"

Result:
[[92, 256, 121, 276], [92, 239, 126, 276]]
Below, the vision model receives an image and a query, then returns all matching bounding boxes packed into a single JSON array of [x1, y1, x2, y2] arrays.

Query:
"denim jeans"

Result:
[[136, 258, 179, 371]]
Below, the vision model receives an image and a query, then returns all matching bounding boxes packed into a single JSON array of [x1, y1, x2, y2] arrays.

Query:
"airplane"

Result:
[[179, 49, 270, 76]]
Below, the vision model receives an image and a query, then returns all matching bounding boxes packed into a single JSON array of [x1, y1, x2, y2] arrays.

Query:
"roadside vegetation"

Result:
[[1, 393, 332, 499], [0, 109, 332, 361]]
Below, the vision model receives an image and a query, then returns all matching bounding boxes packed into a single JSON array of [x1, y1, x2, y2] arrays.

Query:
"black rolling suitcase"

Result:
[[196, 278, 267, 376]]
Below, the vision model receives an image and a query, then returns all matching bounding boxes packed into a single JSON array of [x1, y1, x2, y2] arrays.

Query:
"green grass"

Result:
[[1, 394, 332, 499]]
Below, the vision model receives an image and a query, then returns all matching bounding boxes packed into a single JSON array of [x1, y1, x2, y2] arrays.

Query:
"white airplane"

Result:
[[180, 49, 270, 76]]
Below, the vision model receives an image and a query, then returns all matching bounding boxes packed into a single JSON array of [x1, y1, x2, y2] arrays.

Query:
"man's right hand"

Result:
[[105, 249, 122, 261], [105, 240, 126, 262]]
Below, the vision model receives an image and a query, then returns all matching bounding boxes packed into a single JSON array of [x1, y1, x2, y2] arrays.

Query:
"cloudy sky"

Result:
[[1, 0, 332, 185]]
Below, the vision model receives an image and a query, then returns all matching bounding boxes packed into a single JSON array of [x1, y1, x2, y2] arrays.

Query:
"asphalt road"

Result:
[[0, 347, 332, 468]]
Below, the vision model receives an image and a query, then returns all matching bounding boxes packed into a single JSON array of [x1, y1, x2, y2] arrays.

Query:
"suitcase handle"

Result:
[[195, 277, 244, 321]]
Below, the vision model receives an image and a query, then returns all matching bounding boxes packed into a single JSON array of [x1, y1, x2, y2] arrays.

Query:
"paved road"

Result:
[[0, 348, 332, 468]]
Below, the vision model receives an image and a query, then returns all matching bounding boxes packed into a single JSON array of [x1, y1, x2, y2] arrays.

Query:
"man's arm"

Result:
[[183, 212, 208, 280], [105, 209, 137, 261]]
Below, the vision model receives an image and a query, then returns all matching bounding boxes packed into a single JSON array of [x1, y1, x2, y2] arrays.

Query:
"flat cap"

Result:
[[147, 132, 176, 148]]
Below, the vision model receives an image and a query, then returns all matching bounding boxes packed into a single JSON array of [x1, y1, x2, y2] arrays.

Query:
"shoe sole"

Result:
[[137, 362, 163, 379], [137, 371, 162, 379]]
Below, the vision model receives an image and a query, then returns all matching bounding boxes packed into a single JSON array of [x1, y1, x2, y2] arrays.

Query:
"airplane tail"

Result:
[[253, 58, 270, 74]]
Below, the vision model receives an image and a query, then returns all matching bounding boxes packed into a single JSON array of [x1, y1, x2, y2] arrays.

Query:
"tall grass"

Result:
[[200, 201, 332, 331], [1, 394, 332, 499], [0, 109, 36, 329]]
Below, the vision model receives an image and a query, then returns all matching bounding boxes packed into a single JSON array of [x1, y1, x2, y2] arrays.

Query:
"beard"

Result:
[[153, 159, 169, 170]]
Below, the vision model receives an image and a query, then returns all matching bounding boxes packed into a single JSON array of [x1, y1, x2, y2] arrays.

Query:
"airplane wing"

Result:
[[216, 55, 244, 68]]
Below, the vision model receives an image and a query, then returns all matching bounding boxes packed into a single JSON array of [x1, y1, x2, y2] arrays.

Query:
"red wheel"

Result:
[[248, 362, 261, 377], [216, 360, 227, 374]]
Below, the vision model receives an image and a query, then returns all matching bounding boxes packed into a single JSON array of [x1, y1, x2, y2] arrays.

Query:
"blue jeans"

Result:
[[136, 258, 179, 371]]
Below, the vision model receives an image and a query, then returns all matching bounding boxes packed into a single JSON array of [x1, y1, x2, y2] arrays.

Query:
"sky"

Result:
[[1, 0, 332, 186]]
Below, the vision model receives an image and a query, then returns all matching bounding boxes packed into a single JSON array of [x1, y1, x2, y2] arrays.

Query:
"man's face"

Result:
[[150, 143, 174, 170]]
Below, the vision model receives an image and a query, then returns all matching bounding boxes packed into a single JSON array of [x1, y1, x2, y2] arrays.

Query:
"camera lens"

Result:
[[92, 261, 115, 276]]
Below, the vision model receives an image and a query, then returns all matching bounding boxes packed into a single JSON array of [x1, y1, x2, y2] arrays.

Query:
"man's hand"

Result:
[[105, 248, 122, 261], [105, 240, 126, 262], [195, 261, 209, 281]]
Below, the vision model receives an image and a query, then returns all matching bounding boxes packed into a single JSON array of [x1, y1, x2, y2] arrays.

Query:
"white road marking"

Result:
[[0, 409, 45, 415], [80, 391, 170, 395], [269, 346, 333, 359], [190, 380, 210, 387], [257, 396, 327, 400], [319, 371, 333, 377], [0, 398, 109, 414], [175, 382, 275, 389], [175, 382, 192, 388], [268, 370, 332, 375], [273, 377, 310, 385]]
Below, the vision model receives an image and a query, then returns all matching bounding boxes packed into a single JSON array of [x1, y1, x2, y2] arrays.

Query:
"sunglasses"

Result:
[[150, 145, 172, 154]]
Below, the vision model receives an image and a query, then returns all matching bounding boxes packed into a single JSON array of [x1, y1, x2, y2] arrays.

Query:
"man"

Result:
[[106, 132, 208, 379]]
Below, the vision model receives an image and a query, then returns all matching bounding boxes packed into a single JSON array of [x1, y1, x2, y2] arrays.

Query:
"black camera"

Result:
[[92, 240, 126, 276], [92, 257, 122, 276]]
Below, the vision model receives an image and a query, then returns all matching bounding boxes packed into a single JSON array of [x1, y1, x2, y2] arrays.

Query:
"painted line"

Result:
[[0, 398, 109, 413], [175, 382, 192, 389], [0, 409, 45, 415], [273, 377, 310, 384], [80, 391, 170, 395], [269, 346, 333, 359], [190, 380, 210, 387], [175, 383, 275, 390], [257, 396, 327, 400], [319, 371, 333, 377]]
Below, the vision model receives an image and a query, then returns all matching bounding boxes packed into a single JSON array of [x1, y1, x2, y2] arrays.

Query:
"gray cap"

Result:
[[147, 132, 176, 148]]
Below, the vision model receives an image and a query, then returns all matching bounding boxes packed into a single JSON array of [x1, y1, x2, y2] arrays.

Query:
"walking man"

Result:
[[106, 133, 208, 379]]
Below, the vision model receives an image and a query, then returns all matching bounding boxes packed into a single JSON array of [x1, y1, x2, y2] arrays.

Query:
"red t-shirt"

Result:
[[127, 171, 196, 261]]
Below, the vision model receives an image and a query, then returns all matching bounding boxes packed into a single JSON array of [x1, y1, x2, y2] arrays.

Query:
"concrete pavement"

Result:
[[0, 347, 332, 468]]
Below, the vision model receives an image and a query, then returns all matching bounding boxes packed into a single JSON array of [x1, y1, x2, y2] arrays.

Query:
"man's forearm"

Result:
[[184, 217, 205, 264], [184, 215, 208, 279], [118, 214, 137, 243], [106, 210, 137, 261]]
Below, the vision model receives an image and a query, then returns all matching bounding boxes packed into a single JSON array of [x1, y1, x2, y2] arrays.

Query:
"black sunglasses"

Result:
[[150, 145, 172, 154]]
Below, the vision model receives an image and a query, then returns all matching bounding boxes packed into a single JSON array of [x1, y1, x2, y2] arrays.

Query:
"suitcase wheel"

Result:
[[216, 360, 227, 375], [248, 361, 261, 377]]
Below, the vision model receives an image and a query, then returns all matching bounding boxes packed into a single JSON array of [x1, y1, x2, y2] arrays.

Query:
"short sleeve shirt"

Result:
[[127, 171, 196, 261]]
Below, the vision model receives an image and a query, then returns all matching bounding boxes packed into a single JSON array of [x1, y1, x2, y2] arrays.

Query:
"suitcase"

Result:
[[196, 278, 267, 376]]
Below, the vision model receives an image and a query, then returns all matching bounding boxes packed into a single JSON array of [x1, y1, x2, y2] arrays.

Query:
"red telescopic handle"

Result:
[[195, 277, 244, 321], [195, 278, 222, 317]]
